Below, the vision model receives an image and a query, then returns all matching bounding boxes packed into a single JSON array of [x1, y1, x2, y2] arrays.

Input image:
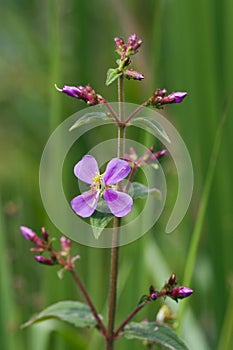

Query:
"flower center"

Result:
[[92, 173, 104, 191]]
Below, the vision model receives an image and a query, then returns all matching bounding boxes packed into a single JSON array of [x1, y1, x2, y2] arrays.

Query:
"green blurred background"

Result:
[[1, 0, 233, 349]]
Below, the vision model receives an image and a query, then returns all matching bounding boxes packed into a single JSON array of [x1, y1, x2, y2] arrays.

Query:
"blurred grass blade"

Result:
[[0, 198, 18, 350], [217, 286, 233, 350], [178, 104, 229, 328]]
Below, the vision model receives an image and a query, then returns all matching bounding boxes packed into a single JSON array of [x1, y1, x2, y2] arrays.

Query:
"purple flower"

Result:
[[71, 155, 133, 218]]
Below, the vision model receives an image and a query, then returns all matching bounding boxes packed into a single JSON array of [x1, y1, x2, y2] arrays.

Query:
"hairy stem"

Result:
[[106, 75, 125, 350], [106, 218, 121, 349]]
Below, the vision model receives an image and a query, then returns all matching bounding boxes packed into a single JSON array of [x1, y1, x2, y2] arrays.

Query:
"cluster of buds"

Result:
[[20, 226, 79, 272], [114, 33, 142, 59], [124, 146, 167, 170], [147, 89, 187, 108], [146, 273, 194, 303], [112, 34, 144, 81], [55, 84, 104, 105]]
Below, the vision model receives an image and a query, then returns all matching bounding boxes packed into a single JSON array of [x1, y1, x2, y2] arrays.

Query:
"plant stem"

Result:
[[106, 75, 125, 350], [70, 269, 106, 337], [106, 218, 121, 350]]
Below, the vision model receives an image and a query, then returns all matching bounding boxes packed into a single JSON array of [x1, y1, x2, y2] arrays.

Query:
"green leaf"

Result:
[[130, 182, 161, 200], [123, 321, 189, 350], [69, 112, 112, 131], [21, 301, 101, 329], [106, 68, 122, 86], [90, 201, 113, 239], [131, 117, 171, 143]]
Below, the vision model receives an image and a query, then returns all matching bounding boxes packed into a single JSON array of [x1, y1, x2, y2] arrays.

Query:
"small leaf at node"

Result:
[[90, 210, 113, 239], [106, 68, 123, 86]]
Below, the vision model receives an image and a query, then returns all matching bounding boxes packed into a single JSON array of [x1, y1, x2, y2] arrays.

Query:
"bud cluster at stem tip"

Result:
[[55, 84, 104, 105], [147, 273, 194, 303], [147, 89, 187, 108], [20, 226, 79, 270]]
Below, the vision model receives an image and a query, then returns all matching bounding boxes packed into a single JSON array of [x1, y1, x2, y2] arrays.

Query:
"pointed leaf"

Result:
[[69, 112, 112, 131], [130, 182, 161, 200], [21, 301, 101, 329], [106, 68, 122, 86], [90, 201, 113, 239], [131, 117, 171, 143], [123, 321, 188, 350]]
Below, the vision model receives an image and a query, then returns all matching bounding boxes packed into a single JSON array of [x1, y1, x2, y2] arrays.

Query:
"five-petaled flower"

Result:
[[71, 155, 133, 218]]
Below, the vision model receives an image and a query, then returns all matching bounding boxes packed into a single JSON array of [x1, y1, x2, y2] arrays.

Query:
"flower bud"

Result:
[[114, 37, 126, 55], [127, 34, 143, 54], [20, 226, 36, 240], [55, 84, 102, 105], [147, 89, 187, 108], [168, 273, 178, 287], [162, 92, 187, 104], [34, 256, 55, 265], [125, 69, 144, 81], [167, 286, 194, 302], [20, 226, 44, 248], [149, 292, 158, 301], [41, 227, 49, 242], [60, 236, 71, 254]]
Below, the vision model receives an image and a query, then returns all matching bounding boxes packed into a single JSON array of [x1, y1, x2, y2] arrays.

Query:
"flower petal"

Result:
[[71, 190, 99, 217], [103, 188, 133, 217], [103, 158, 131, 185], [74, 155, 99, 184]]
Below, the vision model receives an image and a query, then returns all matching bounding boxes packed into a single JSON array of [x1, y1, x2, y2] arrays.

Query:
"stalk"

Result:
[[106, 75, 125, 350]]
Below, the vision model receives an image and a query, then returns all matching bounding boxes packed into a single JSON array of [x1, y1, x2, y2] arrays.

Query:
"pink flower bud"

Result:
[[60, 236, 71, 253], [20, 226, 36, 240], [34, 256, 54, 265], [167, 286, 194, 301], [125, 69, 144, 81], [55, 84, 102, 105], [162, 92, 187, 104], [20, 226, 44, 247]]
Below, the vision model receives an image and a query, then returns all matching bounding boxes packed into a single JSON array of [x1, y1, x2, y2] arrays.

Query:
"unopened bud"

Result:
[[60, 236, 71, 254], [20, 226, 36, 240], [55, 84, 102, 105], [125, 69, 144, 81], [41, 227, 49, 242], [34, 256, 55, 265], [167, 286, 194, 302], [150, 292, 158, 301], [114, 37, 126, 55], [162, 92, 187, 105], [20, 226, 44, 248], [168, 273, 178, 287]]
